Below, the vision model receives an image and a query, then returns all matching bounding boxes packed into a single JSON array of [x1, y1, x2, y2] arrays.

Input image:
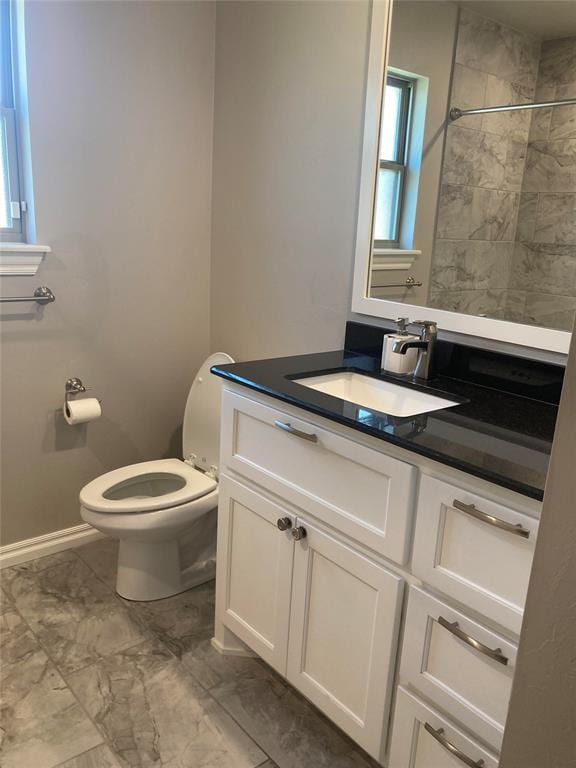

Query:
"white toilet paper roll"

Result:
[[64, 397, 102, 425]]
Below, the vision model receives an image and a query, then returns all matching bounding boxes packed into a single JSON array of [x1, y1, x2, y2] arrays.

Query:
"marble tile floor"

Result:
[[0, 538, 380, 768]]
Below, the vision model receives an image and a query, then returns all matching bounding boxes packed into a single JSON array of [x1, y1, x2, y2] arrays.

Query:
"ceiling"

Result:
[[459, 1, 576, 40]]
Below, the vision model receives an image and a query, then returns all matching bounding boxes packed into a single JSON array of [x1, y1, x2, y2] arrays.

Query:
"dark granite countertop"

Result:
[[212, 350, 558, 501]]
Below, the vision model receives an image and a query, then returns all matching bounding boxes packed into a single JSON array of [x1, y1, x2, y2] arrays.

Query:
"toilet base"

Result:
[[116, 538, 215, 601]]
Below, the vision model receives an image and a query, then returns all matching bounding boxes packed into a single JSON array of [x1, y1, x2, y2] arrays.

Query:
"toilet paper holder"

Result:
[[65, 377, 101, 405]]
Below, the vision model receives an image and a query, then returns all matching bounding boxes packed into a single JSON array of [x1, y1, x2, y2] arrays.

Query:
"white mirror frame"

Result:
[[351, 0, 571, 356]]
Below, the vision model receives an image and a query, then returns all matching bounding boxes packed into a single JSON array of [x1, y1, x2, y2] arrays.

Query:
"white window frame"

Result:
[[1, 0, 25, 242], [0, 0, 49, 273], [374, 73, 413, 247]]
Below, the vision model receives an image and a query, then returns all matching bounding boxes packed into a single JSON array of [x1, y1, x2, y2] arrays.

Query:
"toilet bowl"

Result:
[[79, 352, 234, 601]]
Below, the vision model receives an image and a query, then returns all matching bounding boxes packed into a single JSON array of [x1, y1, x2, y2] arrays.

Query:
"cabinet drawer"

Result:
[[400, 587, 516, 751], [389, 687, 499, 768], [412, 475, 538, 633], [221, 390, 417, 563]]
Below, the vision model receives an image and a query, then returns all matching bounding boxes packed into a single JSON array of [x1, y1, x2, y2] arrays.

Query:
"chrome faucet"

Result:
[[392, 321, 438, 380]]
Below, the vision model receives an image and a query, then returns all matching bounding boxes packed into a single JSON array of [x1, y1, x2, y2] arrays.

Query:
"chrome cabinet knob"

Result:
[[277, 517, 292, 531], [291, 526, 307, 541]]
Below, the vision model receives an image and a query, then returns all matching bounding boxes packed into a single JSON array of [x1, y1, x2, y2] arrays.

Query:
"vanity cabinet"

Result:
[[214, 384, 541, 766]]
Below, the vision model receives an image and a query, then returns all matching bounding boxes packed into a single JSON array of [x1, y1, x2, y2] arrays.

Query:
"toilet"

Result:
[[79, 352, 234, 601]]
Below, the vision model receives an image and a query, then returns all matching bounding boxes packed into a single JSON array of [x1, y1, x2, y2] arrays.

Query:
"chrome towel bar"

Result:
[[0, 286, 55, 305], [373, 276, 423, 289]]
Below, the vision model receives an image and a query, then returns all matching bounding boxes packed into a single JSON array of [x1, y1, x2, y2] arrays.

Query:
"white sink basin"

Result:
[[293, 371, 459, 418]]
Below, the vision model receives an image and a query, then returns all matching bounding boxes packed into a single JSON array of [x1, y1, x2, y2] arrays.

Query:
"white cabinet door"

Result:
[[215, 475, 294, 674], [412, 475, 538, 634], [286, 519, 404, 761], [389, 687, 499, 768]]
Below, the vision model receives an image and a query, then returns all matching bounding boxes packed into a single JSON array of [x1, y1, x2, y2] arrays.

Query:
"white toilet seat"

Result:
[[80, 458, 217, 514]]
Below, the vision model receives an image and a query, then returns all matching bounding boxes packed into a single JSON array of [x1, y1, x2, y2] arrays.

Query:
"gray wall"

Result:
[[210, 0, 370, 360], [0, 0, 215, 545], [501, 316, 576, 768]]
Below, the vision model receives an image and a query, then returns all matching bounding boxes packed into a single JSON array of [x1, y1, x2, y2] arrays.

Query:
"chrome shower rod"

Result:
[[449, 96, 576, 122]]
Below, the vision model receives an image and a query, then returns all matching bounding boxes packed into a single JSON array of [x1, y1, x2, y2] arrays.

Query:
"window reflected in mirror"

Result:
[[374, 76, 412, 245]]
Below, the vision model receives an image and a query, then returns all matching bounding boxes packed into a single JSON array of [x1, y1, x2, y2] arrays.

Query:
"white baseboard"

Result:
[[0, 523, 105, 569]]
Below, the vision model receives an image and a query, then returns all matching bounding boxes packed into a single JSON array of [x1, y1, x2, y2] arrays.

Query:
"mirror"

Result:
[[354, 0, 576, 352]]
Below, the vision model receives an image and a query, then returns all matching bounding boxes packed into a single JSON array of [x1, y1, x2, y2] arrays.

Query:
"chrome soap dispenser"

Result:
[[381, 318, 419, 375]]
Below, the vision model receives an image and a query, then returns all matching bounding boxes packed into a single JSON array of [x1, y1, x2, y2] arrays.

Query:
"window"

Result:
[[1, 0, 24, 241], [373, 75, 412, 246]]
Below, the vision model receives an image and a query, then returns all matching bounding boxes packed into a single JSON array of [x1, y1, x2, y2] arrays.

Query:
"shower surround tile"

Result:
[[455, 8, 540, 89], [441, 127, 528, 195], [549, 85, 576, 140], [523, 139, 576, 194], [534, 194, 576, 244], [428, 289, 509, 318], [503, 140, 529, 191], [512, 243, 576, 296], [510, 35, 576, 330], [524, 293, 576, 331], [503, 291, 528, 323], [516, 192, 538, 242], [0, 602, 103, 768], [425, 16, 575, 329], [451, 64, 487, 130], [529, 106, 553, 142], [436, 184, 519, 241], [539, 36, 576, 87], [2, 551, 145, 675], [481, 75, 533, 141], [431, 240, 513, 291], [67, 639, 266, 768], [442, 126, 507, 189]]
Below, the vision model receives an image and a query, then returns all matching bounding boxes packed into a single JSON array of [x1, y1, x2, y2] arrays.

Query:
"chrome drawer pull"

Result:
[[452, 499, 530, 539], [274, 420, 318, 443], [424, 723, 485, 767], [438, 616, 509, 666]]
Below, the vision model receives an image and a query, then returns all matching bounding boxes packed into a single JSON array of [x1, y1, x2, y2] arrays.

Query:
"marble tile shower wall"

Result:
[[430, 8, 541, 319], [513, 36, 576, 331]]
